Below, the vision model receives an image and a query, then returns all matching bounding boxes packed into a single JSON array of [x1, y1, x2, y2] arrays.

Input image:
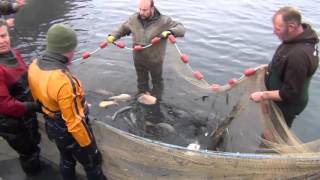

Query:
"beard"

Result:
[[139, 8, 154, 20], [140, 15, 148, 20]]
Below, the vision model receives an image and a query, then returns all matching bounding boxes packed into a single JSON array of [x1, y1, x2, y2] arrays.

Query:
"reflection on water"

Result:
[[10, 0, 320, 142]]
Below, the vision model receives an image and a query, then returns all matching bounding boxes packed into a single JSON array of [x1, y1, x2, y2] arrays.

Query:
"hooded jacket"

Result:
[[110, 8, 185, 65], [265, 23, 319, 119], [28, 52, 92, 147]]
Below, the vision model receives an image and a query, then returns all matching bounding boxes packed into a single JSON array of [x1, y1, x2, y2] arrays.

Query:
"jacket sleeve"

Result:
[[110, 18, 132, 39], [166, 16, 186, 37], [0, 70, 27, 117], [279, 50, 309, 103], [56, 75, 92, 147], [0, 1, 19, 15]]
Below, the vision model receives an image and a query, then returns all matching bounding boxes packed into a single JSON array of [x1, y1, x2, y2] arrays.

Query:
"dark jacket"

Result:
[[265, 23, 319, 119], [111, 8, 185, 65], [0, 1, 19, 16]]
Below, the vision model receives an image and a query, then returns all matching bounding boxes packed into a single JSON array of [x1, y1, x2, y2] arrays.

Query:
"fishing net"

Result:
[[2, 38, 318, 179], [65, 37, 320, 179]]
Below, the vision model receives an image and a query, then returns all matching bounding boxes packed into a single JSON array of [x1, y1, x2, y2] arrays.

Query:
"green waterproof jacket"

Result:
[[110, 8, 185, 65], [265, 23, 319, 120]]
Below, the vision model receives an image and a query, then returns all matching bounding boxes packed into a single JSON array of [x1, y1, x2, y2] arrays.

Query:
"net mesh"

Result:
[[68, 40, 320, 179], [1, 40, 318, 179]]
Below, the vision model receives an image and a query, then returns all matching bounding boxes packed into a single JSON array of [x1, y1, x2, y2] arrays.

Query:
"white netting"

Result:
[[59, 38, 320, 178]]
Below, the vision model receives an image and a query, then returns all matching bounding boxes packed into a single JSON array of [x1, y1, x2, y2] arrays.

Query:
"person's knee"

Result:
[[8, 131, 40, 156]]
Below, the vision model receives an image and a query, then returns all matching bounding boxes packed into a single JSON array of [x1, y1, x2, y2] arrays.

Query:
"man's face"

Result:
[[0, 26, 11, 54], [272, 14, 297, 41], [273, 15, 288, 41], [139, 0, 153, 20]]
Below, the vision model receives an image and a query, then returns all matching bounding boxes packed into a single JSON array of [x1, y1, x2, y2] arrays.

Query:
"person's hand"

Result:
[[250, 91, 264, 103], [26, 101, 42, 114], [257, 64, 268, 71], [6, 18, 15, 27], [107, 35, 116, 43], [81, 143, 97, 154], [16, 0, 25, 8], [161, 30, 171, 38], [80, 143, 102, 165]]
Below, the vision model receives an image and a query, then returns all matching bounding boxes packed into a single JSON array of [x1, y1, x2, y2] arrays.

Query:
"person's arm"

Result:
[[278, 51, 309, 103], [57, 75, 92, 147], [109, 18, 132, 40], [166, 16, 186, 37], [0, 69, 40, 117], [250, 50, 309, 103], [0, 82, 26, 117]]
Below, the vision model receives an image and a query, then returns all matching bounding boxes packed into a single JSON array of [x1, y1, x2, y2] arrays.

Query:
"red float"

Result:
[[82, 52, 90, 59], [180, 54, 189, 64], [193, 71, 204, 80], [228, 78, 237, 85], [168, 35, 176, 44], [115, 41, 125, 49], [99, 42, 108, 49], [244, 68, 256, 76], [151, 37, 161, 45], [133, 45, 143, 52]]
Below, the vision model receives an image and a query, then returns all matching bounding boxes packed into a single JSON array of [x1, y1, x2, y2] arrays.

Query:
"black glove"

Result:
[[79, 143, 102, 170], [25, 101, 42, 114], [81, 143, 97, 153]]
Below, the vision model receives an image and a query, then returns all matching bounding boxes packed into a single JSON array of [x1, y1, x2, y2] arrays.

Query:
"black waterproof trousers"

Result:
[[0, 114, 41, 175], [44, 115, 106, 180], [134, 60, 164, 100]]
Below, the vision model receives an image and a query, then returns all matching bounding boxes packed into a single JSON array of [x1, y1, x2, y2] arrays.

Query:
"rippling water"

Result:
[[11, 0, 320, 142]]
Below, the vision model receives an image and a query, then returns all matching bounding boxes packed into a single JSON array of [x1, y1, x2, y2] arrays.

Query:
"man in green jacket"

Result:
[[250, 6, 319, 127], [107, 0, 185, 100]]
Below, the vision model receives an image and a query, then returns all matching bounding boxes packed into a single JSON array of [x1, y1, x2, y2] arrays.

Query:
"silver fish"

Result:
[[156, 123, 176, 134], [109, 94, 132, 101], [112, 106, 132, 121], [99, 101, 118, 108]]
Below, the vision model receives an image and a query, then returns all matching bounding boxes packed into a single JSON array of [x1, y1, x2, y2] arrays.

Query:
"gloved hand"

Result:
[[25, 101, 42, 114], [107, 35, 116, 44], [81, 143, 98, 154], [80, 143, 102, 168], [161, 30, 172, 38]]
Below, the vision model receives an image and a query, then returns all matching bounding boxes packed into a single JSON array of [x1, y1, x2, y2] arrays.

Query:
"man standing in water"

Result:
[[250, 6, 319, 127], [107, 0, 185, 100], [28, 23, 107, 180]]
